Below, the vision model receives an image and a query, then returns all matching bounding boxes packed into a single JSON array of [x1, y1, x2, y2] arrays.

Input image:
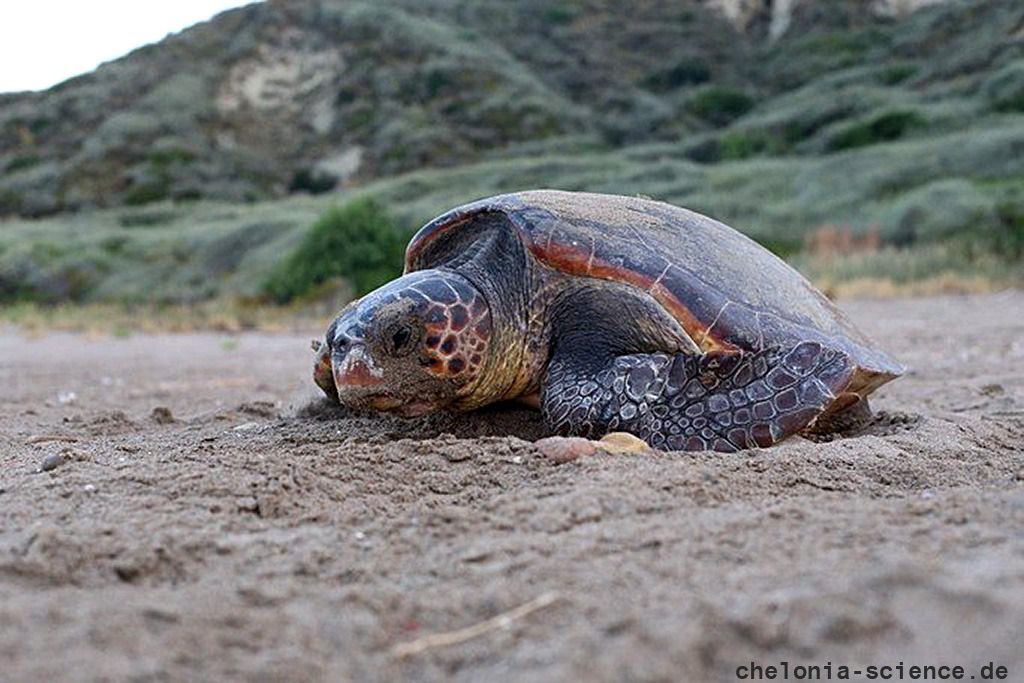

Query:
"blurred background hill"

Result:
[[0, 0, 1021, 320]]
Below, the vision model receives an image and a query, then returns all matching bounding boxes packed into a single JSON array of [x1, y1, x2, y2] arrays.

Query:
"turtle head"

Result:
[[315, 270, 493, 417]]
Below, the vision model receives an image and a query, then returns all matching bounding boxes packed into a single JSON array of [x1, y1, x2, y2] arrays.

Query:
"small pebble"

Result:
[[39, 453, 65, 472], [535, 436, 595, 464], [597, 432, 650, 454], [151, 406, 175, 424], [980, 383, 1004, 396]]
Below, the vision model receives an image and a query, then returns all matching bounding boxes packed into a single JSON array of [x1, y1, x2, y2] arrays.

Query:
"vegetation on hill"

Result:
[[0, 0, 1022, 312], [264, 197, 406, 303], [2, 0, 1021, 216]]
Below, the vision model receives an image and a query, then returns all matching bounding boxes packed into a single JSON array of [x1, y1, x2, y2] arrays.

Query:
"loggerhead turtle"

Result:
[[312, 191, 904, 452]]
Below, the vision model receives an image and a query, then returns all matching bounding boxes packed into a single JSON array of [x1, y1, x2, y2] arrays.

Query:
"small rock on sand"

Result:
[[536, 432, 653, 463], [597, 432, 650, 454], [151, 406, 175, 424], [535, 436, 596, 464], [39, 453, 65, 473]]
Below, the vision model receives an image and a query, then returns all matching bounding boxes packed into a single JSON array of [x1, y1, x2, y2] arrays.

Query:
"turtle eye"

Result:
[[387, 324, 416, 356]]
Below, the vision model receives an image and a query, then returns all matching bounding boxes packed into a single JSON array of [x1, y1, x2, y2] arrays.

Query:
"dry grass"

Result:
[[0, 301, 333, 337], [804, 224, 883, 258], [814, 274, 1013, 300], [4, 277, 1019, 337]]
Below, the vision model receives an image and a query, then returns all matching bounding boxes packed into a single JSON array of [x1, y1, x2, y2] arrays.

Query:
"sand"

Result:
[[1, 292, 1022, 682]]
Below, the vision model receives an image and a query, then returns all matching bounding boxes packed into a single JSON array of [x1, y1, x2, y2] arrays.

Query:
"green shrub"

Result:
[[826, 110, 926, 151], [264, 197, 406, 303], [0, 244, 109, 304], [993, 200, 1024, 260], [0, 190, 22, 214], [122, 147, 197, 206], [148, 148, 195, 167], [4, 155, 41, 174], [646, 57, 711, 92], [29, 117, 53, 134], [792, 31, 875, 59], [886, 179, 992, 247], [719, 131, 771, 161], [542, 6, 579, 25], [757, 237, 802, 259], [683, 138, 721, 164], [288, 168, 338, 195], [983, 61, 1024, 113], [119, 210, 178, 228], [779, 106, 855, 147], [124, 181, 169, 206], [100, 235, 130, 254], [877, 64, 917, 85], [687, 87, 754, 127]]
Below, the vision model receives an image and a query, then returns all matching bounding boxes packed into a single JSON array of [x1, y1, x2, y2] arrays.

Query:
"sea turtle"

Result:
[[313, 191, 904, 452]]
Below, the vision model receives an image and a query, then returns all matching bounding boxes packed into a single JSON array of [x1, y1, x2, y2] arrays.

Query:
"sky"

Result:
[[0, 0, 256, 93]]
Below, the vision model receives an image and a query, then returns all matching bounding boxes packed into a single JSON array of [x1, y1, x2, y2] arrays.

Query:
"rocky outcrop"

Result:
[[706, 0, 950, 39]]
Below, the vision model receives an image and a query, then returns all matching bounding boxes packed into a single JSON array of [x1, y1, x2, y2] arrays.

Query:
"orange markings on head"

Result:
[[420, 293, 492, 382], [449, 305, 469, 331]]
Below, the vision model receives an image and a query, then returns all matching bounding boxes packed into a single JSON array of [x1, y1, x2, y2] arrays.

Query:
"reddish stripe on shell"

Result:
[[524, 241, 735, 352]]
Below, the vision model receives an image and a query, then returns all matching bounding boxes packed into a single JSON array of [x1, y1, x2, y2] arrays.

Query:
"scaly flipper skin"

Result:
[[542, 341, 855, 452]]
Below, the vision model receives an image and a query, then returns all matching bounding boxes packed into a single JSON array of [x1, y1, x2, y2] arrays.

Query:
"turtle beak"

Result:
[[312, 339, 339, 401], [332, 344, 386, 390]]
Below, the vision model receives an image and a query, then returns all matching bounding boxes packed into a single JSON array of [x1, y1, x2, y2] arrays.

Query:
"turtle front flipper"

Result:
[[541, 342, 855, 452]]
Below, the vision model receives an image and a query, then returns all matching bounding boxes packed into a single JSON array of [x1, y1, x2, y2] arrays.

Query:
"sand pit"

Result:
[[1, 292, 1022, 681]]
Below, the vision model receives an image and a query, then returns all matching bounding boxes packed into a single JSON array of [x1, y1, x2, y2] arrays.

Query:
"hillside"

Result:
[[2, 0, 1021, 215], [0, 0, 1022, 308]]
